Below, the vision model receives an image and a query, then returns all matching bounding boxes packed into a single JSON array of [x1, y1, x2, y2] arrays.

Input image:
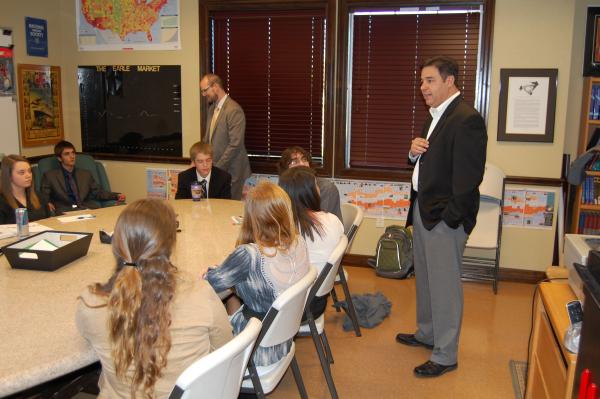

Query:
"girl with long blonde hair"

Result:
[[205, 181, 311, 367], [76, 199, 232, 398]]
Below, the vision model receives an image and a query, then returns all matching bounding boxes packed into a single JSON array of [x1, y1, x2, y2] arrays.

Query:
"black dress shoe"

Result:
[[414, 360, 457, 377], [395, 333, 434, 349]]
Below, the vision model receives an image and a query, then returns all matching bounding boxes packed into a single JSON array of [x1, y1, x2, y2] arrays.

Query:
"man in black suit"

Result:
[[175, 142, 232, 200], [396, 56, 487, 377]]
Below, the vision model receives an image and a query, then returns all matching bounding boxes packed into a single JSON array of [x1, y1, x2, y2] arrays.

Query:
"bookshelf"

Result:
[[573, 77, 600, 234]]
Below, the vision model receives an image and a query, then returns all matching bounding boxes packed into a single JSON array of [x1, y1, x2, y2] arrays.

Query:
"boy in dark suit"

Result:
[[41, 141, 125, 213], [175, 142, 232, 200]]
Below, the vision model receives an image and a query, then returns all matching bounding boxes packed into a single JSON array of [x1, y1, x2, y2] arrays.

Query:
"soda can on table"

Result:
[[15, 208, 29, 238]]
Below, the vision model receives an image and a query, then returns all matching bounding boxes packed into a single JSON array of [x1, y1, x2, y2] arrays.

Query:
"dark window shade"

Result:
[[210, 10, 326, 161], [349, 11, 481, 169]]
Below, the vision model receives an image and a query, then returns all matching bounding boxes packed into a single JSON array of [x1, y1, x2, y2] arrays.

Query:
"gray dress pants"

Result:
[[412, 205, 468, 365]]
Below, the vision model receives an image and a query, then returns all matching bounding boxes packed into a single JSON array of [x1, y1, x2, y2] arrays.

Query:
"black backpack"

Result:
[[368, 225, 414, 279]]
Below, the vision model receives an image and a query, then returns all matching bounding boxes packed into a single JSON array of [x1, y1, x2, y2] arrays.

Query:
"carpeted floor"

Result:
[[509, 360, 528, 399]]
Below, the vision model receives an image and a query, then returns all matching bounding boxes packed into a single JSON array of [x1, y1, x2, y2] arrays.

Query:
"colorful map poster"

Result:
[[76, 0, 180, 51], [523, 190, 555, 228], [242, 175, 411, 219], [503, 189, 525, 226], [146, 168, 167, 200], [335, 179, 411, 220], [502, 189, 555, 229]]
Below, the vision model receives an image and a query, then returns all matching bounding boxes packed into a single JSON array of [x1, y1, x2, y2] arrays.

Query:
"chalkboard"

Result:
[[78, 65, 182, 156]]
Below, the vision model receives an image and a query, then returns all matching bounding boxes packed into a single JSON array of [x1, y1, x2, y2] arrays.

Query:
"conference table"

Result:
[[0, 199, 244, 397]]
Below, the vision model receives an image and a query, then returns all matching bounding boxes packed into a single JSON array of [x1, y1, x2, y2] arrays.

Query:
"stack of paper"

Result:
[[0, 223, 51, 240], [27, 239, 58, 251]]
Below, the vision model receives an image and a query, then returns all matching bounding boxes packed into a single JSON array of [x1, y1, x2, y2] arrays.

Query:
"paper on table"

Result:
[[27, 239, 58, 251], [57, 214, 96, 223], [0, 222, 52, 240]]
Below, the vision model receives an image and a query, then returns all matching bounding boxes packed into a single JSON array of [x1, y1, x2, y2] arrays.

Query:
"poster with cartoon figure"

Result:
[[0, 47, 14, 95]]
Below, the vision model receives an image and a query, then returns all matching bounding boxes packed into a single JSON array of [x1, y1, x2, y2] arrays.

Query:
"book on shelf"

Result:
[[591, 84, 600, 120], [581, 175, 600, 204], [579, 212, 600, 234]]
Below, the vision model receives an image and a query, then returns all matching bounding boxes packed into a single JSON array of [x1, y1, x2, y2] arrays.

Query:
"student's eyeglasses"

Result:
[[289, 156, 308, 166]]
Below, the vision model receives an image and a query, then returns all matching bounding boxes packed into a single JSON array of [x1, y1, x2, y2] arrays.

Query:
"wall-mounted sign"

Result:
[[25, 17, 48, 57]]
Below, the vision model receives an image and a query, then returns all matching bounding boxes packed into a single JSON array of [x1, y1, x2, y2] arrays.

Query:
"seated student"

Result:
[[278, 146, 343, 221], [76, 199, 232, 399], [204, 181, 310, 367], [41, 141, 125, 212], [175, 142, 232, 200], [0, 155, 50, 224], [279, 166, 344, 318]]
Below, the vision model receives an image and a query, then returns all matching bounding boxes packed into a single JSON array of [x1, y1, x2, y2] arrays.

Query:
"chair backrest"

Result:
[[466, 201, 501, 249], [479, 163, 505, 202], [31, 164, 41, 193], [37, 154, 108, 189], [74, 154, 104, 190], [169, 318, 262, 399], [258, 266, 317, 348], [36, 156, 59, 193], [94, 160, 112, 191], [341, 203, 364, 245], [467, 162, 506, 249], [312, 235, 348, 298], [467, 163, 505, 248]]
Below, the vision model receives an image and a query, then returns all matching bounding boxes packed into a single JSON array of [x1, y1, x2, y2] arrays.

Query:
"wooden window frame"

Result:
[[199, 0, 337, 176], [333, 0, 495, 181]]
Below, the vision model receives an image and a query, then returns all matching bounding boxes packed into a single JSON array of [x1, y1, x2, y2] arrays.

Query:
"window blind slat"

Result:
[[210, 10, 326, 159], [349, 11, 481, 168]]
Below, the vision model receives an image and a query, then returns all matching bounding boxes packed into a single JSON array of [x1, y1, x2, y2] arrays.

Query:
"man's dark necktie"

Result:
[[199, 179, 207, 199], [67, 173, 81, 205]]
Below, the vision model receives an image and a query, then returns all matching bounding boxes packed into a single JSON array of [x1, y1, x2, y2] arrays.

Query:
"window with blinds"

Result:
[[209, 10, 326, 162], [347, 7, 482, 169]]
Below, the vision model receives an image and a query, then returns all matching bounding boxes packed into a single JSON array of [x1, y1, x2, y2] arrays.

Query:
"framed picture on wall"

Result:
[[584, 7, 600, 76], [497, 68, 558, 143], [17, 64, 64, 147]]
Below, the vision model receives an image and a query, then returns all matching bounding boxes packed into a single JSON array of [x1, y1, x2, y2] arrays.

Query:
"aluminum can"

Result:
[[15, 208, 29, 238]]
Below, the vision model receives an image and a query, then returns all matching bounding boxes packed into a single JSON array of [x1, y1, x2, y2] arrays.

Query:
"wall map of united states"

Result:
[[81, 0, 167, 41], [77, 0, 180, 50]]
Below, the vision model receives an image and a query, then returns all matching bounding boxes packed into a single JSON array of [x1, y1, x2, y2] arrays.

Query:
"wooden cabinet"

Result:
[[526, 282, 577, 399], [572, 77, 600, 233]]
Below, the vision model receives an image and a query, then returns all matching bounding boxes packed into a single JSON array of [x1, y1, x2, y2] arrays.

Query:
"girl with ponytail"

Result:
[[76, 199, 232, 398]]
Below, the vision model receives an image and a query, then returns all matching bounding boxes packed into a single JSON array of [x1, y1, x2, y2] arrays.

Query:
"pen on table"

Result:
[[77, 216, 96, 220]]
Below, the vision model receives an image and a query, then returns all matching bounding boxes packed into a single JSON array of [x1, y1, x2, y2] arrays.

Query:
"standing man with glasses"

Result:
[[200, 73, 251, 200], [396, 56, 487, 377]]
